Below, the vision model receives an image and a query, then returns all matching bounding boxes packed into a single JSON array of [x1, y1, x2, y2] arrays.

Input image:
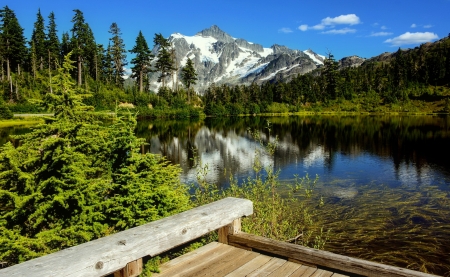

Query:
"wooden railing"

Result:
[[0, 197, 253, 277], [0, 197, 438, 277]]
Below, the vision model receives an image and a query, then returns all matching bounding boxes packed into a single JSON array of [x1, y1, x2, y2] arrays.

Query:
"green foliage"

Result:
[[129, 31, 153, 93], [0, 101, 13, 119], [181, 58, 198, 90], [265, 102, 290, 113], [0, 53, 190, 266]]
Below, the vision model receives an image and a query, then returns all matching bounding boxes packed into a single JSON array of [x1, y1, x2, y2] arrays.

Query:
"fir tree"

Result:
[[181, 57, 197, 103], [108, 22, 127, 87], [70, 9, 96, 86], [323, 52, 339, 99], [153, 33, 175, 88], [0, 6, 27, 74], [46, 11, 60, 70], [0, 5, 27, 100], [30, 9, 46, 71], [129, 31, 153, 92]]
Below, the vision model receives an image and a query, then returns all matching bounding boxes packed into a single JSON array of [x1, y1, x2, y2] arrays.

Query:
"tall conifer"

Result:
[[108, 22, 127, 87], [129, 31, 153, 92]]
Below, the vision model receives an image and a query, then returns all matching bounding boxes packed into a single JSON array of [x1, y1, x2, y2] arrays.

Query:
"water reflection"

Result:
[[136, 115, 450, 190]]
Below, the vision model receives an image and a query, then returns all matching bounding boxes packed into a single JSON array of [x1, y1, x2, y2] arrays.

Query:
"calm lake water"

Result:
[[2, 115, 450, 275]]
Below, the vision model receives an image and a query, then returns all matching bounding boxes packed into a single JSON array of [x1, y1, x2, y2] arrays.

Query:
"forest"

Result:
[[1, 6, 450, 119]]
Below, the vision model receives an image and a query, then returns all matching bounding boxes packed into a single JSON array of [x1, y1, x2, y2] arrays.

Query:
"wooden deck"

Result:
[[0, 198, 440, 277], [154, 242, 347, 277]]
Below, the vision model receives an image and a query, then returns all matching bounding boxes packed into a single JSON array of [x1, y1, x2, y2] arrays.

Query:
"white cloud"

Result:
[[381, 25, 388, 30], [321, 14, 361, 26], [411, 23, 417, 28], [298, 14, 360, 32], [424, 24, 433, 28], [311, 24, 326, 30], [322, 28, 357, 35], [384, 32, 439, 46], [278, 27, 293, 33], [298, 24, 308, 31], [370, 31, 393, 37]]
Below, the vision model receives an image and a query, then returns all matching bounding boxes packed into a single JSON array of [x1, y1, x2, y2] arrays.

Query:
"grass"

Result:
[[0, 118, 43, 127]]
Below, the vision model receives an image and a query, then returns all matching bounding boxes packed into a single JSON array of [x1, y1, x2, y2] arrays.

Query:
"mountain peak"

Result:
[[196, 25, 234, 43]]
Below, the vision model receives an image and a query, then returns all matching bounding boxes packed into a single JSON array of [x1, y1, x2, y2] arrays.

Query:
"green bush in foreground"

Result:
[[0, 53, 190, 266]]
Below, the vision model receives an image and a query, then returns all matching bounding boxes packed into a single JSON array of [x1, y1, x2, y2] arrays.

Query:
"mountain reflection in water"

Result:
[[136, 115, 450, 190]]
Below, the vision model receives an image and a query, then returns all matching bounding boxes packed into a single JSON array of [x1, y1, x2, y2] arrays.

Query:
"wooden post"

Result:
[[218, 218, 241, 244], [113, 258, 143, 277]]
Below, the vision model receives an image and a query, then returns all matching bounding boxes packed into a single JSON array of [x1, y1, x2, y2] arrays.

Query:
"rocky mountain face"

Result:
[[148, 25, 324, 92], [338, 55, 366, 68]]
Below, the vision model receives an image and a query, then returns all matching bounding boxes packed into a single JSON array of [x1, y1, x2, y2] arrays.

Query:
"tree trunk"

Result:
[[78, 53, 82, 86], [48, 50, 53, 93], [139, 68, 143, 92]]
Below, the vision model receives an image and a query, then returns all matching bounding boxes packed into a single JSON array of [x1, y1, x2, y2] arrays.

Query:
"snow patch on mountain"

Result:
[[303, 49, 325, 65]]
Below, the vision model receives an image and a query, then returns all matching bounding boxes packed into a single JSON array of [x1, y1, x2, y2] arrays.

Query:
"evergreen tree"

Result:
[[0, 6, 27, 75], [30, 9, 46, 71], [46, 11, 60, 70], [323, 52, 339, 99], [61, 32, 71, 58], [181, 57, 197, 103], [70, 9, 95, 86], [108, 22, 127, 87], [153, 33, 175, 87], [0, 6, 27, 100], [129, 31, 153, 92], [0, 52, 190, 266]]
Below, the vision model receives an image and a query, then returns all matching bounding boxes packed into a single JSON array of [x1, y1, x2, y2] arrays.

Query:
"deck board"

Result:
[[154, 243, 351, 277]]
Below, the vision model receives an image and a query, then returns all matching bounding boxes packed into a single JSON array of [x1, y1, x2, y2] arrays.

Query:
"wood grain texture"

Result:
[[0, 197, 253, 277], [228, 232, 439, 277]]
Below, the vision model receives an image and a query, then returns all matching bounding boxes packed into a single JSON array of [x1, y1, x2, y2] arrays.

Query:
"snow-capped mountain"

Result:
[[148, 25, 324, 92]]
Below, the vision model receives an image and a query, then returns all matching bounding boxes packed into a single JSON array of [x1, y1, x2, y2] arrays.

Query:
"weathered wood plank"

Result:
[[310, 269, 334, 277], [246, 257, 286, 277], [0, 197, 253, 277], [331, 273, 350, 277], [154, 243, 234, 277], [228, 232, 439, 277], [155, 242, 222, 273], [182, 247, 259, 277], [224, 254, 271, 277], [290, 265, 318, 277], [266, 261, 301, 276]]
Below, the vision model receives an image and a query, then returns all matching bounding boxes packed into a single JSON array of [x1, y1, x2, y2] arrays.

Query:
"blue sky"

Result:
[[3, 0, 449, 62]]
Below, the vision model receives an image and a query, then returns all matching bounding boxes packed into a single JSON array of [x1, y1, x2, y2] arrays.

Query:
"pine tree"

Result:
[[181, 57, 197, 103], [70, 9, 95, 86], [30, 9, 46, 71], [61, 32, 71, 58], [0, 6, 27, 100], [108, 22, 127, 87], [153, 33, 175, 88], [323, 52, 339, 99], [46, 12, 60, 70], [129, 31, 153, 92]]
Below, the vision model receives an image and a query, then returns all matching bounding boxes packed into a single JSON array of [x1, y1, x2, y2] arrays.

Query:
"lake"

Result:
[[2, 114, 450, 275]]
